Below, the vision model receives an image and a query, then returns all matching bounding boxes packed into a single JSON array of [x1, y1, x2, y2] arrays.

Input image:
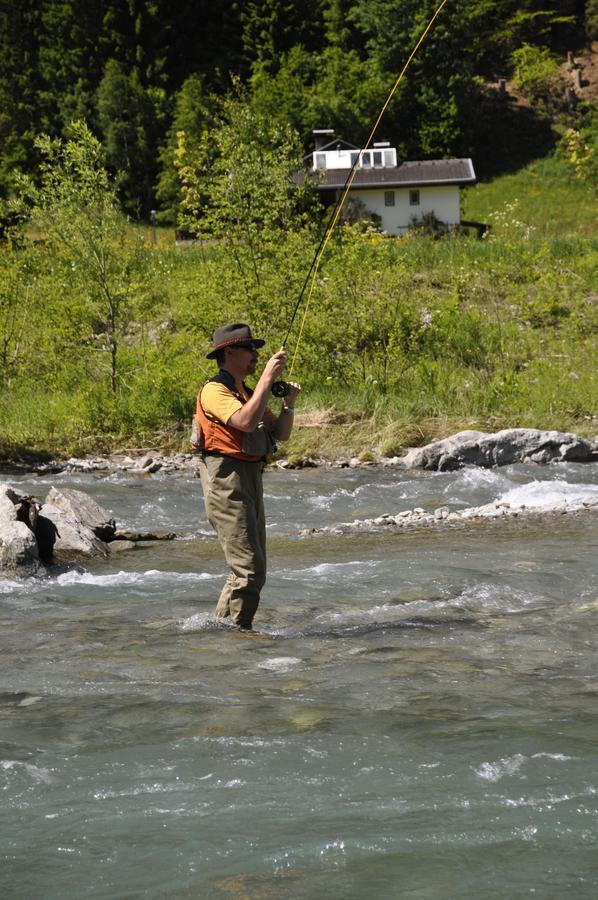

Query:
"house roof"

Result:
[[294, 158, 476, 189]]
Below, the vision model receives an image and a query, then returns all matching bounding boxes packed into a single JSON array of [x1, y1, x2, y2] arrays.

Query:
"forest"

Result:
[[0, 1, 596, 459], [1, 0, 595, 218]]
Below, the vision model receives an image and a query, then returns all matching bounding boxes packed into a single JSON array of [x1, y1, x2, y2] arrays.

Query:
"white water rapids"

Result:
[[1, 460, 598, 898]]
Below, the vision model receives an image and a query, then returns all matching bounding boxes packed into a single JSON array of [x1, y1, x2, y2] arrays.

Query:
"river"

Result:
[[1, 461, 598, 899]]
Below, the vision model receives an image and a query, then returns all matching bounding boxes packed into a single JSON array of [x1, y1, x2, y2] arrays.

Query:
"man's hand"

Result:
[[285, 381, 301, 405], [261, 349, 287, 386], [273, 379, 300, 441]]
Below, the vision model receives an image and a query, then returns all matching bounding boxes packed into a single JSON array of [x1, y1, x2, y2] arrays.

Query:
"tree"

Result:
[[511, 43, 560, 101], [250, 44, 386, 148], [346, 0, 580, 158], [155, 74, 216, 223], [240, 0, 325, 72], [0, 0, 43, 199], [99, 0, 170, 85], [96, 59, 166, 216], [177, 82, 317, 232], [323, 0, 354, 51], [174, 83, 319, 331], [161, 0, 246, 90], [306, 47, 387, 147], [37, 0, 105, 133], [250, 45, 318, 142], [562, 118, 598, 191], [0, 235, 42, 388], [17, 121, 153, 396]]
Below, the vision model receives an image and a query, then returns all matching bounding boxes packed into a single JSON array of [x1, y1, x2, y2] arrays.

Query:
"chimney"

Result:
[[313, 129, 334, 150]]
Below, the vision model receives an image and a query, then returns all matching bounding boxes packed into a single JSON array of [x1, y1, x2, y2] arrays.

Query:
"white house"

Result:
[[296, 129, 476, 235]]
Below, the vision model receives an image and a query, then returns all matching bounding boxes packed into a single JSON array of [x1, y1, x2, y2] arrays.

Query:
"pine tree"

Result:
[[96, 58, 164, 217], [37, 0, 105, 133], [0, 0, 43, 197], [240, 0, 325, 72]]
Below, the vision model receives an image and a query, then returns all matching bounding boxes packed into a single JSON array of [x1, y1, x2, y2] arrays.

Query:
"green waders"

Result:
[[198, 454, 266, 629]]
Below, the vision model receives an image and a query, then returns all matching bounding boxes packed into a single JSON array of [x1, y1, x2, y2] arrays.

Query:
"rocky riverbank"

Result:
[[3, 428, 597, 477]]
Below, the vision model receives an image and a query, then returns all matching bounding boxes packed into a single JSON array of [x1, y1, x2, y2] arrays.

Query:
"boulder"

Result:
[[43, 487, 116, 541], [1, 482, 125, 570], [400, 428, 595, 471], [0, 483, 45, 576], [39, 501, 109, 560]]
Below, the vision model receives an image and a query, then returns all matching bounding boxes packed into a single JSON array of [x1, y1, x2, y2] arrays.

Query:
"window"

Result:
[[315, 153, 326, 170], [361, 152, 371, 167], [409, 189, 420, 206], [384, 150, 395, 167], [350, 151, 359, 167], [384, 191, 395, 207], [373, 151, 382, 167]]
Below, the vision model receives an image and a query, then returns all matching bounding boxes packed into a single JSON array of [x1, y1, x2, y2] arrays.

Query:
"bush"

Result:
[[511, 43, 559, 101]]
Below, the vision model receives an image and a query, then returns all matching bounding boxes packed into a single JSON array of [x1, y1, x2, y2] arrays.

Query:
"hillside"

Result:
[[0, 0, 592, 218], [463, 154, 596, 238]]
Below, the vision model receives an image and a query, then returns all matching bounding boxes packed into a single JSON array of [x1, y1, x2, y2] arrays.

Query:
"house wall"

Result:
[[354, 184, 461, 233]]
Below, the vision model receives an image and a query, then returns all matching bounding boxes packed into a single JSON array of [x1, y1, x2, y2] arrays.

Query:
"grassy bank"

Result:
[[462, 152, 597, 238], [1, 150, 596, 463]]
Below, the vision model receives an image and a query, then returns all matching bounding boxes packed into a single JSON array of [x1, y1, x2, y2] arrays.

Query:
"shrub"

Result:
[[511, 43, 559, 101]]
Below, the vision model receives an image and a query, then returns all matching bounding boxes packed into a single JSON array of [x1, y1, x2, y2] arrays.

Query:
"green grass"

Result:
[[1, 147, 596, 462], [462, 153, 597, 238]]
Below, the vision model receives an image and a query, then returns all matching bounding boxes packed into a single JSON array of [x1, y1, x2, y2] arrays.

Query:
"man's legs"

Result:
[[199, 456, 266, 628]]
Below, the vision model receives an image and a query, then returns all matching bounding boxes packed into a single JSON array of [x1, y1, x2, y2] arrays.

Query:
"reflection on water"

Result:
[[1, 464, 598, 898]]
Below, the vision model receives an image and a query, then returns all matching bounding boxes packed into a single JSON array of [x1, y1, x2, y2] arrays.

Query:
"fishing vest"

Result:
[[192, 369, 275, 462]]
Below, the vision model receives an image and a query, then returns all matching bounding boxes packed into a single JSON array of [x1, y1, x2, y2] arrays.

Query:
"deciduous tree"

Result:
[[17, 121, 154, 396]]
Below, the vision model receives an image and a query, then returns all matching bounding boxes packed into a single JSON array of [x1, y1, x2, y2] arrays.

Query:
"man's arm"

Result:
[[228, 349, 287, 433]]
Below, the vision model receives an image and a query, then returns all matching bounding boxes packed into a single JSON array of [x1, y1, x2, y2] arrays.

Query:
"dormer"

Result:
[[309, 130, 398, 172]]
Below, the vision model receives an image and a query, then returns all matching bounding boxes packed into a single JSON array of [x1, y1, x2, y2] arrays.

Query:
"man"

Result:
[[195, 322, 301, 631]]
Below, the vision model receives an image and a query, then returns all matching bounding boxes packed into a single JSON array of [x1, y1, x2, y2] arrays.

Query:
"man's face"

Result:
[[227, 342, 260, 377]]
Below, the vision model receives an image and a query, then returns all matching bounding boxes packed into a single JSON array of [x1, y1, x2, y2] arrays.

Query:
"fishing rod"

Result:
[[271, 0, 450, 398]]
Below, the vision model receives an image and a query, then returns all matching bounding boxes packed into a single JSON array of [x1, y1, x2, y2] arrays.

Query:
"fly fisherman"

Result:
[[195, 323, 301, 631]]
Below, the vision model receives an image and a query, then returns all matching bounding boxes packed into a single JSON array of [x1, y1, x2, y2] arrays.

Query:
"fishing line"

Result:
[[274, 0, 450, 391]]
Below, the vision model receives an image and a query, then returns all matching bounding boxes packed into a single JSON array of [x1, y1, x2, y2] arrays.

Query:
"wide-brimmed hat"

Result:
[[206, 323, 265, 359]]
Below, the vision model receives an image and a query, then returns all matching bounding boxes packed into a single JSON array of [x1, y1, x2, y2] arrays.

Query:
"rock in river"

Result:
[[43, 487, 116, 542], [399, 428, 596, 471], [39, 487, 115, 561], [0, 483, 116, 573], [0, 483, 45, 576]]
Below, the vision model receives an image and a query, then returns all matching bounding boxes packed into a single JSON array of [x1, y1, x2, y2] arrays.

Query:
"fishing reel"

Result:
[[271, 380, 291, 398]]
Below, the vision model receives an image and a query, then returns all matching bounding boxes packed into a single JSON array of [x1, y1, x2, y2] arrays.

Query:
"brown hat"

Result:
[[206, 322, 265, 359]]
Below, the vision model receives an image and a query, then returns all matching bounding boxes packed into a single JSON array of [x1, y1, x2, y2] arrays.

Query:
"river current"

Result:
[[1, 461, 598, 899]]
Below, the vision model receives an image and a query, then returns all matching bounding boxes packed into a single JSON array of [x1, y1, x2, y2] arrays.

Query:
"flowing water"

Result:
[[1, 461, 598, 899]]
